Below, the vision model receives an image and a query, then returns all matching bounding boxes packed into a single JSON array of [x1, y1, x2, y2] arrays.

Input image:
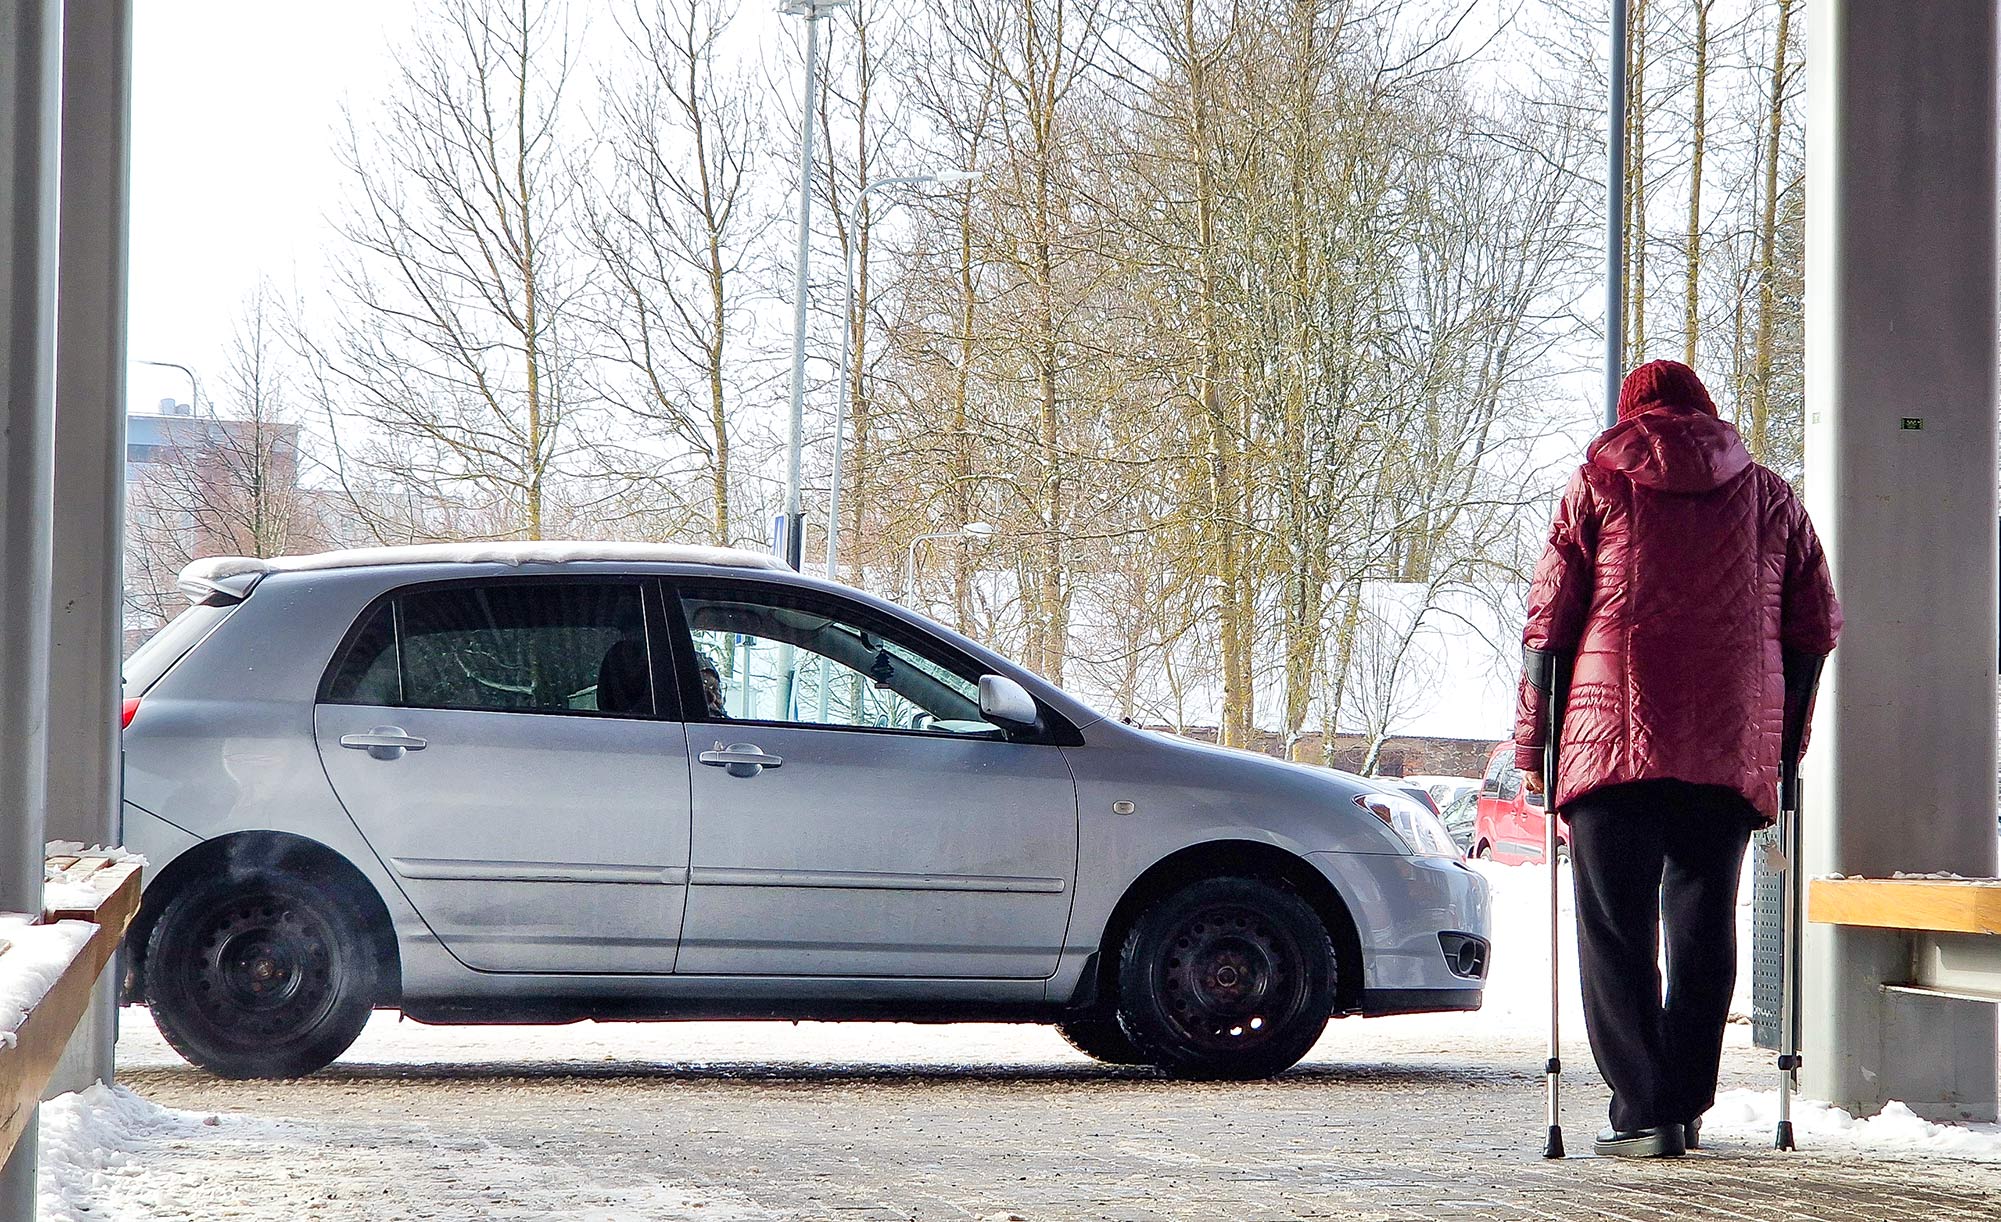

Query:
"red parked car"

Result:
[[1470, 743, 1568, 864]]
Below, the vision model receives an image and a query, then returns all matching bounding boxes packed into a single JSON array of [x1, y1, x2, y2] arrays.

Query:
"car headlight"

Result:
[[1354, 791, 1461, 859]]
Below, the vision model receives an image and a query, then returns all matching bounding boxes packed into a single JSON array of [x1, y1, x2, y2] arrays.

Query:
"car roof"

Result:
[[178, 541, 787, 600]]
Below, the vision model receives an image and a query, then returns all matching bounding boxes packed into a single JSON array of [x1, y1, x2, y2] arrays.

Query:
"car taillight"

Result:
[[121, 697, 140, 729]]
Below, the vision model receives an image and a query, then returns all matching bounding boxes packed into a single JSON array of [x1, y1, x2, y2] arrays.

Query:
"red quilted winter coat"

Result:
[[1512, 362, 1841, 825]]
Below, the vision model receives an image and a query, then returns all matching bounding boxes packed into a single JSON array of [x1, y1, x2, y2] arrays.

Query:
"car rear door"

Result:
[[313, 577, 690, 974], [669, 578, 1078, 979]]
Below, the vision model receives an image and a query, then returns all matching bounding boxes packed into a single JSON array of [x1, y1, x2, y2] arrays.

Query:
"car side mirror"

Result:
[[978, 674, 1040, 730]]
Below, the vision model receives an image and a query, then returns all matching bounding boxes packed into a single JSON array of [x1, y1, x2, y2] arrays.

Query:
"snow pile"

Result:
[[39, 883, 100, 913], [45, 841, 147, 866], [0, 917, 94, 1049], [1703, 1088, 2001, 1161], [35, 1085, 235, 1221]]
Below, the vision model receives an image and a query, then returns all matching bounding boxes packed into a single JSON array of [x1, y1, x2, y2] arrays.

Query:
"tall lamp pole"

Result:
[[778, 0, 850, 569], [825, 169, 981, 581], [1605, 0, 1628, 428]]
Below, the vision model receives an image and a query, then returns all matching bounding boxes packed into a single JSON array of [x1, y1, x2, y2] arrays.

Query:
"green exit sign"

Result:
[[1900, 417, 1924, 430]]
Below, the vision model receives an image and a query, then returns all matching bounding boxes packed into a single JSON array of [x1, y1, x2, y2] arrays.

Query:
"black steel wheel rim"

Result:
[[185, 891, 339, 1043], [1155, 901, 1310, 1053]]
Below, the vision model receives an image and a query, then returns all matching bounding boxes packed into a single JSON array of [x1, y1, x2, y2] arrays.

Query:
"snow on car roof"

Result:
[[179, 541, 787, 593]]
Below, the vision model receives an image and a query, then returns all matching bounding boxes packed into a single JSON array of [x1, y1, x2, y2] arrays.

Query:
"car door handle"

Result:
[[340, 728, 428, 760], [699, 743, 783, 778]]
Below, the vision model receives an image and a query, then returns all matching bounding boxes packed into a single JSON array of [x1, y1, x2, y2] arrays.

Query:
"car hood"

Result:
[[1091, 723, 1410, 853]]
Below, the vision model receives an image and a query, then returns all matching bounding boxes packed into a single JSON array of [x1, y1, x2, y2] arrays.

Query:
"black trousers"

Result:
[[1564, 779, 1757, 1132]]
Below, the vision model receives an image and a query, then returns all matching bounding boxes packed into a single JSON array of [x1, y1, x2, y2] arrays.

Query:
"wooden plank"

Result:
[[0, 864, 144, 1164], [1808, 878, 2001, 935], [43, 860, 141, 925]]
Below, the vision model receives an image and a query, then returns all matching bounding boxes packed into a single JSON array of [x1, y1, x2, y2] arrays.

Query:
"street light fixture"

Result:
[[904, 521, 996, 605], [136, 359, 198, 415], [824, 169, 984, 580], [778, 0, 853, 569]]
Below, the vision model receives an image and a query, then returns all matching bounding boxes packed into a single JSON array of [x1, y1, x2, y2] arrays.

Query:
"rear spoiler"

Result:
[[175, 570, 262, 606]]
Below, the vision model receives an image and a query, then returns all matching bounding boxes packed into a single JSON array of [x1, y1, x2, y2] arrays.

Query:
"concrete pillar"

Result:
[[1803, 0, 2000, 1123], [0, 0, 65, 1212], [45, 0, 133, 1096]]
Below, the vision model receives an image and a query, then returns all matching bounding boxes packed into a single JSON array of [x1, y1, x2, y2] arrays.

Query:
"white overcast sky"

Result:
[[126, 1, 801, 419], [128, 1, 409, 413]]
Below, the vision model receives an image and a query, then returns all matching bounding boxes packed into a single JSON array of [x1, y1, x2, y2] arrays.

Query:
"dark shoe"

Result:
[[1593, 1125, 1687, 1158], [1685, 1116, 1702, 1150]]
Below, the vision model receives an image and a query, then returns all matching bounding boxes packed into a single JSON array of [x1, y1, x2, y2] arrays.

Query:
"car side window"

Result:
[[1498, 762, 1524, 802], [323, 581, 654, 718], [676, 585, 1000, 737], [1481, 752, 1505, 796]]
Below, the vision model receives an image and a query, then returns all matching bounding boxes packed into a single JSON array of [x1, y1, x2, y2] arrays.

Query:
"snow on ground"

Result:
[[37, 1079, 774, 1221], [1704, 1089, 2001, 1161]]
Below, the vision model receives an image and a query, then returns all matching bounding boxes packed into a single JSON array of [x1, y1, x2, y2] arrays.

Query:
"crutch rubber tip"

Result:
[[1774, 1120, 1795, 1151], [1544, 1126, 1565, 1159]]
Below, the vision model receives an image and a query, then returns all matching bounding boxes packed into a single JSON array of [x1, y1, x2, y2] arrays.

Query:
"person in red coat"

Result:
[[1515, 359, 1841, 1158]]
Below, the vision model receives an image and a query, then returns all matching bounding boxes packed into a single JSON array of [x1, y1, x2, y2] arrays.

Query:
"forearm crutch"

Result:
[[1526, 646, 1572, 1159], [1775, 651, 1823, 1152]]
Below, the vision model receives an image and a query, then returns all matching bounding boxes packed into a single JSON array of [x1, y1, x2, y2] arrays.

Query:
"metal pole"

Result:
[[827, 175, 935, 581], [0, 0, 65, 1212], [782, 8, 828, 571], [47, 0, 133, 1097], [137, 359, 197, 414], [1605, 0, 1628, 428]]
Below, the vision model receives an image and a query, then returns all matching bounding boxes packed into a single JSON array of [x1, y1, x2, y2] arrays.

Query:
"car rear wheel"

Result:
[[145, 868, 378, 1079], [1116, 876, 1335, 1080], [1056, 1014, 1149, 1065]]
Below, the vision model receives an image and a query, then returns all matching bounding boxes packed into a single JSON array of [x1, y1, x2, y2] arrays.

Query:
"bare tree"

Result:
[[127, 287, 325, 631], [308, 0, 591, 542], [585, 0, 765, 546]]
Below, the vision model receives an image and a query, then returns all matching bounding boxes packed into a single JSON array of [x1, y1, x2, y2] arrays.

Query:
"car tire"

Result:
[[145, 867, 379, 1079], [1474, 842, 1492, 860], [1056, 1014, 1150, 1065], [1115, 876, 1336, 1080]]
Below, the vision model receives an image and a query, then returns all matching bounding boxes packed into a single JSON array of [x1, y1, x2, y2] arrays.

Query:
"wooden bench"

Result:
[[1808, 877, 2001, 1004], [0, 852, 143, 1165]]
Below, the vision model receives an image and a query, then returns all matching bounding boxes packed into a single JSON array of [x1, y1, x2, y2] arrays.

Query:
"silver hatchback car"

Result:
[[120, 543, 1489, 1080]]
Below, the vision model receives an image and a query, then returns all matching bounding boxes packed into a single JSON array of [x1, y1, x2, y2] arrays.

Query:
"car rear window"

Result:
[[124, 602, 235, 696], [323, 581, 655, 718]]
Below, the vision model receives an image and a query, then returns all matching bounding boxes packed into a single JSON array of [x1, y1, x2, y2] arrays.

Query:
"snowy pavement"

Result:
[[33, 860, 2001, 1220]]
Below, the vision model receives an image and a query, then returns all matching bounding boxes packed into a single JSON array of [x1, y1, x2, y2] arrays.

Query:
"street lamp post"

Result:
[[903, 521, 995, 606], [137, 358, 198, 414], [778, 0, 850, 569], [824, 169, 981, 581]]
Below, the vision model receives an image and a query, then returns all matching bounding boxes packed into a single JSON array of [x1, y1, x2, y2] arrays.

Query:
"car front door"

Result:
[[313, 577, 690, 974], [670, 579, 1079, 979]]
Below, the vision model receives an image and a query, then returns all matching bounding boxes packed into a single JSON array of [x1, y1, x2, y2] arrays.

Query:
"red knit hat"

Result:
[[1617, 359, 1718, 422]]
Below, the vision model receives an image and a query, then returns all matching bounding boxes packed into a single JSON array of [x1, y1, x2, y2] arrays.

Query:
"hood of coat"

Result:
[[1586, 407, 1754, 493]]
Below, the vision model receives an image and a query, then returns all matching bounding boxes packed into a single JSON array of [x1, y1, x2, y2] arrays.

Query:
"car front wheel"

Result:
[[1116, 876, 1336, 1079], [145, 867, 378, 1079], [1056, 1014, 1150, 1065]]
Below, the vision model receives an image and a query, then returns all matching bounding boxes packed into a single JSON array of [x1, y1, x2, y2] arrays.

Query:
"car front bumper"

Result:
[[1308, 850, 1492, 1002]]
